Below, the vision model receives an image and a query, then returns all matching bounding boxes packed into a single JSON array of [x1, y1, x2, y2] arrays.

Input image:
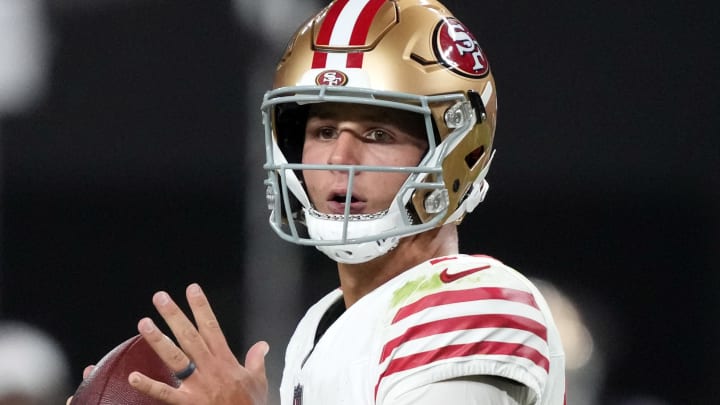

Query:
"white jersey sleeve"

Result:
[[374, 255, 565, 404]]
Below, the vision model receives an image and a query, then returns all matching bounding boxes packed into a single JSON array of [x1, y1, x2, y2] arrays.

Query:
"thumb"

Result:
[[244, 340, 269, 375], [83, 365, 96, 379]]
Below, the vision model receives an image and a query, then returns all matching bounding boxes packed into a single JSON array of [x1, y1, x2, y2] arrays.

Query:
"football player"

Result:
[[122, 1, 567, 404]]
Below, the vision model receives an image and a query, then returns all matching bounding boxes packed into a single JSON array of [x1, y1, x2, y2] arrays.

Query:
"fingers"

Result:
[[129, 371, 183, 404], [185, 283, 230, 357], [139, 284, 229, 376], [138, 317, 195, 377], [151, 289, 211, 363], [245, 341, 270, 375], [241, 341, 270, 403], [132, 285, 265, 404], [82, 365, 95, 379]]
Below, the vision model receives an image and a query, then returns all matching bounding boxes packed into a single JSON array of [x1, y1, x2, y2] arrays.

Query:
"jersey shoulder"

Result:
[[375, 255, 553, 402]]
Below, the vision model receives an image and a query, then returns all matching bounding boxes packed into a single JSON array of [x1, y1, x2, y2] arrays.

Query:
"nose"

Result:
[[327, 131, 361, 166]]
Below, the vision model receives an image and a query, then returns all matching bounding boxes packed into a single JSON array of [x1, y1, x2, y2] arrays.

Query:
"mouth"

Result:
[[325, 190, 366, 214]]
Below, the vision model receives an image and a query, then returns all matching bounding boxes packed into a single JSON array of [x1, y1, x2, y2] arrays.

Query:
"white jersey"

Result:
[[280, 255, 566, 404]]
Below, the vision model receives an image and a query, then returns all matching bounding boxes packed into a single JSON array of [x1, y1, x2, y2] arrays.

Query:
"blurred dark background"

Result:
[[0, 1, 717, 404]]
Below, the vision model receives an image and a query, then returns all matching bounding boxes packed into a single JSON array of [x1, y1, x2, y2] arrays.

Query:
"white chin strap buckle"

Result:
[[316, 237, 399, 264]]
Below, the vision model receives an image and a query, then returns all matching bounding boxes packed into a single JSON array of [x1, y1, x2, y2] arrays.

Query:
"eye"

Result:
[[317, 127, 338, 140], [363, 129, 393, 142]]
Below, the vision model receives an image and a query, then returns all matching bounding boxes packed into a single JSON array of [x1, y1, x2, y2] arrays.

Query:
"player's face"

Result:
[[302, 103, 428, 215]]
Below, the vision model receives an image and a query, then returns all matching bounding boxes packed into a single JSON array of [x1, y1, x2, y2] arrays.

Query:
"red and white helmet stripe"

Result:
[[312, 0, 387, 69]]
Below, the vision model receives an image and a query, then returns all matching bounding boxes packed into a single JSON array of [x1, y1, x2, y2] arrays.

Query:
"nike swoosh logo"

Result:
[[439, 265, 491, 283]]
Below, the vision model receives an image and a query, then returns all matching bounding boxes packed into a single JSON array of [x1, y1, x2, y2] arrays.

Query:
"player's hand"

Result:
[[128, 283, 269, 405]]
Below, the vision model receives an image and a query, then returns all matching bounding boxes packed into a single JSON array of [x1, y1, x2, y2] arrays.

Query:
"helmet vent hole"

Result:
[[464, 145, 485, 169]]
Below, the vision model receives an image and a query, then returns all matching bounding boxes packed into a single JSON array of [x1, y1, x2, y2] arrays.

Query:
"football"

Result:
[[70, 334, 180, 405]]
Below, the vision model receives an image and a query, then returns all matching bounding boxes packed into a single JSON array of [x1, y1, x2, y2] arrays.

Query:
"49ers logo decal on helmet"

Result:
[[433, 17, 490, 78], [315, 69, 349, 86]]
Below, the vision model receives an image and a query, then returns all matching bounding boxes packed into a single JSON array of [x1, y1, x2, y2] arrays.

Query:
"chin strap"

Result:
[[304, 204, 405, 264]]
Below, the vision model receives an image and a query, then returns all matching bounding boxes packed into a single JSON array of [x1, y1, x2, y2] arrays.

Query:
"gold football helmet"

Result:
[[262, 0, 497, 263]]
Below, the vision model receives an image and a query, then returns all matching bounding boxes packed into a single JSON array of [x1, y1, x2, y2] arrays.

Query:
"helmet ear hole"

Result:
[[452, 179, 461, 193], [467, 89, 487, 122], [464, 145, 486, 169]]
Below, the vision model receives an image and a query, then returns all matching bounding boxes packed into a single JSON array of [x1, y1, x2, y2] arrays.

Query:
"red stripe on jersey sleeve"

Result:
[[392, 287, 539, 324], [345, 0, 385, 68], [430, 256, 458, 265], [379, 313, 547, 363], [375, 341, 550, 400], [311, 0, 350, 68]]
